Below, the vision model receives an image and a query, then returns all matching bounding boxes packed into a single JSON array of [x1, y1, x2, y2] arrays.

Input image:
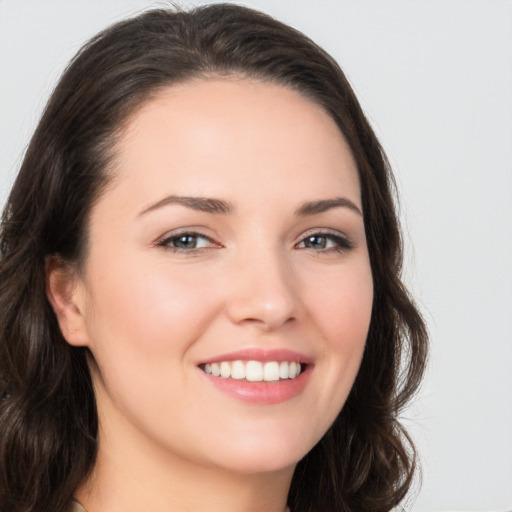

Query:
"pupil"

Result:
[[175, 235, 196, 249], [306, 235, 326, 249]]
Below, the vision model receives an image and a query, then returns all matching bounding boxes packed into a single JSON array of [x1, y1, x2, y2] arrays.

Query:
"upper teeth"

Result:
[[203, 360, 302, 381]]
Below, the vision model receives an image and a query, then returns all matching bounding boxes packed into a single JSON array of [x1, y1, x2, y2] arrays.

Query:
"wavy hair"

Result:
[[0, 4, 428, 511]]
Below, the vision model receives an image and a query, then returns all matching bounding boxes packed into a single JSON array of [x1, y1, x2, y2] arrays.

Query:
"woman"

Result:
[[0, 4, 427, 512]]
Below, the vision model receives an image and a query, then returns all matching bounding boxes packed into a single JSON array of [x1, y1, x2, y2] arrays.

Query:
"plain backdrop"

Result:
[[0, 1, 511, 510]]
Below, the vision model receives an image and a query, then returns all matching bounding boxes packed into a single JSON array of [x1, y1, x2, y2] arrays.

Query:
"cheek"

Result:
[[302, 260, 373, 348], [83, 258, 222, 365], [82, 260, 225, 432], [325, 282, 373, 348], [300, 259, 373, 416]]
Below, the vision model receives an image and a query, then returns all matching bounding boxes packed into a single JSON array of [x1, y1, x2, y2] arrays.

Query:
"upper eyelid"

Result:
[[297, 228, 350, 241], [162, 230, 212, 240], [156, 227, 216, 242]]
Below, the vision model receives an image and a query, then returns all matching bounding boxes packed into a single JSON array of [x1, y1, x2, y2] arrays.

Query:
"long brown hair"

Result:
[[0, 4, 428, 511]]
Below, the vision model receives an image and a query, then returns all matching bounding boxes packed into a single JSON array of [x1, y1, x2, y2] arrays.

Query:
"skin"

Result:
[[47, 78, 373, 512]]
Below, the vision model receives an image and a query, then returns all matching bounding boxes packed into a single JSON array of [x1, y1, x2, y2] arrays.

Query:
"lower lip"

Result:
[[200, 366, 312, 405]]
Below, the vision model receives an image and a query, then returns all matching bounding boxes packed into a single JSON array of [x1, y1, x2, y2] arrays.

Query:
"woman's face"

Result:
[[65, 78, 373, 474]]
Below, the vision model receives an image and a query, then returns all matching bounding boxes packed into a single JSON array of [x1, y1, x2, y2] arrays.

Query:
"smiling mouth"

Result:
[[199, 360, 306, 382]]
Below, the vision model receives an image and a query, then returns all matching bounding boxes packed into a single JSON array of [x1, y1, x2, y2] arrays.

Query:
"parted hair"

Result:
[[0, 4, 428, 512]]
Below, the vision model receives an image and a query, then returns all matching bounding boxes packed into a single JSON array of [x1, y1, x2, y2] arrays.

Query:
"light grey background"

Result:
[[1, 1, 511, 510]]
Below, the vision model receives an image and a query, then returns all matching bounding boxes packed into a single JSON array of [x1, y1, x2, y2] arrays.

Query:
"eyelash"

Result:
[[156, 231, 219, 253], [156, 230, 354, 254], [296, 230, 354, 253]]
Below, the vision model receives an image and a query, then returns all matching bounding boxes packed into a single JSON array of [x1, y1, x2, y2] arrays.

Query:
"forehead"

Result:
[[106, 78, 361, 212]]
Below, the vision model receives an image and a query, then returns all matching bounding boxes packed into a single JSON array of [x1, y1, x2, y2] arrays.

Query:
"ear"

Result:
[[46, 256, 90, 347]]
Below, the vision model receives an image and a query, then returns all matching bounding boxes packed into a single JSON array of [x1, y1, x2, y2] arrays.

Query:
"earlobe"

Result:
[[46, 256, 90, 347]]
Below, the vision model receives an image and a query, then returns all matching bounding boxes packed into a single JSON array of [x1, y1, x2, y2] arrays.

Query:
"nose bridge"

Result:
[[225, 238, 298, 330]]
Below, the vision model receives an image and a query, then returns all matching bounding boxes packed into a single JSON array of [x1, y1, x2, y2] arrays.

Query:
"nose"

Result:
[[225, 246, 298, 331]]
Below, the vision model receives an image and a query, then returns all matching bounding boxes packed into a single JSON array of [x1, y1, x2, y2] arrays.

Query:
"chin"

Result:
[[200, 432, 315, 475], [212, 452, 300, 476]]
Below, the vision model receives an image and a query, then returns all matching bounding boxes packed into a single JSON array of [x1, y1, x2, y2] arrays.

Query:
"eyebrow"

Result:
[[295, 197, 362, 217], [139, 195, 233, 216], [138, 195, 362, 217]]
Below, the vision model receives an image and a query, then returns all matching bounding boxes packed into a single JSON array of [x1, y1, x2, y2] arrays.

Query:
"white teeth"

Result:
[[211, 362, 221, 377], [202, 360, 304, 381], [246, 361, 263, 381], [263, 361, 280, 381], [220, 361, 231, 378], [279, 361, 289, 379], [231, 360, 245, 379]]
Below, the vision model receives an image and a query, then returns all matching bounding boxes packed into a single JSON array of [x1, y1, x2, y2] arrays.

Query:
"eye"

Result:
[[296, 231, 353, 252], [157, 231, 219, 252]]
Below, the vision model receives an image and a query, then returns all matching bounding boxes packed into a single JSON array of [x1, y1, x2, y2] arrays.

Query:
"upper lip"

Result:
[[197, 348, 313, 365]]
